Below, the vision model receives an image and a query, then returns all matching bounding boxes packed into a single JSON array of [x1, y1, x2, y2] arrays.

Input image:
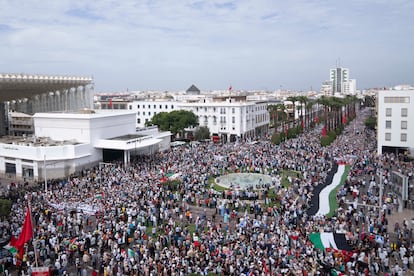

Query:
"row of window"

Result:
[[385, 133, 407, 142], [385, 120, 407, 129], [136, 104, 174, 109], [384, 97, 410, 104], [385, 108, 408, 117]]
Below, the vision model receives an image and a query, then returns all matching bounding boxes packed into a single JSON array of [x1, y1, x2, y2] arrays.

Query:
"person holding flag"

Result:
[[7, 204, 33, 259]]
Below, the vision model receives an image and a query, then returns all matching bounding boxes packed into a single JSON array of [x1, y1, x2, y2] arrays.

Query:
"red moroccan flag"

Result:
[[342, 116, 347, 124], [109, 98, 113, 109], [10, 206, 33, 257], [321, 126, 327, 136]]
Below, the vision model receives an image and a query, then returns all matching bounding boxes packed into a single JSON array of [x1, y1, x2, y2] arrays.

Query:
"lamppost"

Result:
[[379, 165, 384, 218], [44, 154, 47, 193]]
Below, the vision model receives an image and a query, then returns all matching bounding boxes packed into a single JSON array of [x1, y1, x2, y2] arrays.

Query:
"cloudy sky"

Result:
[[1, 0, 413, 92]]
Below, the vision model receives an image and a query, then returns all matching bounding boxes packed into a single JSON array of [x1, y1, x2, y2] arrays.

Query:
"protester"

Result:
[[1, 106, 413, 275]]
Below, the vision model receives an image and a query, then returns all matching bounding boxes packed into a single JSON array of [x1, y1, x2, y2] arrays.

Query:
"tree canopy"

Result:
[[147, 110, 199, 135], [194, 126, 210, 140]]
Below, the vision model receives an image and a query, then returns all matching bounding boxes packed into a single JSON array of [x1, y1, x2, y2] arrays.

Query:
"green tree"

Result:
[[147, 110, 198, 136], [194, 126, 210, 140], [297, 96, 307, 128], [287, 96, 300, 128], [365, 116, 377, 130]]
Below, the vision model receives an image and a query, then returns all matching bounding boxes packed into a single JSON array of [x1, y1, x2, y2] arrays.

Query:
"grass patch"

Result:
[[281, 170, 302, 188], [212, 183, 227, 192], [327, 165, 350, 218]]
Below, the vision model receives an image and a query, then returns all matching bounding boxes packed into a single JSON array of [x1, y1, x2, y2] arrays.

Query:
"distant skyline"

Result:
[[1, 0, 413, 92]]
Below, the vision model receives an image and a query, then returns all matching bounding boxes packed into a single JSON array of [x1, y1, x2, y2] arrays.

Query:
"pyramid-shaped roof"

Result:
[[186, 84, 200, 94]]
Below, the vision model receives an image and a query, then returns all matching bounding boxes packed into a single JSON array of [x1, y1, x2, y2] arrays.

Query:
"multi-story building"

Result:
[[377, 89, 413, 157], [178, 95, 269, 142], [8, 111, 34, 136], [325, 67, 357, 96], [330, 67, 349, 94], [97, 85, 270, 142]]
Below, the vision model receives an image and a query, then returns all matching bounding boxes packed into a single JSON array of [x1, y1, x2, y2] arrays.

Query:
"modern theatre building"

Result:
[[0, 73, 170, 183]]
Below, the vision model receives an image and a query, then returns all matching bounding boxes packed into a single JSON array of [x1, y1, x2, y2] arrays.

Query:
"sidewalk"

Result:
[[386, 207, 414, 235]]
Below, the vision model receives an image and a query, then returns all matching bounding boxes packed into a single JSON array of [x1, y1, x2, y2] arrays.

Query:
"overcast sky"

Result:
[[1, 0, 413, 92]]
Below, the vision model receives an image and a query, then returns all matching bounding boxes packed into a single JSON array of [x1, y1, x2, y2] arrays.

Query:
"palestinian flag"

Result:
[[3, 236, 18, 255], [307, 164, 349, 217], [309, 232, 352, 252]]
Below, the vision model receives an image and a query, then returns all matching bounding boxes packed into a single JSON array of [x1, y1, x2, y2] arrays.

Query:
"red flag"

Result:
[[262, 258, 269, 275], [109, 98, 113, 109], [10, 206, 33, 257], [314, 116, 319, 124], [321, 126, 327, 136], [342, 116, 347, 124]]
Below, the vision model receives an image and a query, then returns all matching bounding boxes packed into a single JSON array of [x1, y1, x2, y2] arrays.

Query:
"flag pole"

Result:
[[28, 201, 39, 268]]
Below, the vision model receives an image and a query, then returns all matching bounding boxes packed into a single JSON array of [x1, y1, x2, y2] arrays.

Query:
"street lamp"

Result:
[[379, 165, 384, 217], [44, 154, 47, 194]]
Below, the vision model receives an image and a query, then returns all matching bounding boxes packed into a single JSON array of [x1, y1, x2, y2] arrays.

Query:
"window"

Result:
[[137, 118, 141, 124], [385, 121, 391, 129], [148, 112, 151, 115], [232, 108, 235, 114], [384, 96, 410, 103], [401, 121, 407, 129], [145, 119, 148, 123], [160, 105, 162, 109], [385, 133, 391, 141], [385, 108, 392, 117], [232, 117, 235, 124], [143, 112, 145, 115], [401, 108, 408, 117], [205, 107, 207, 112], [137, 111, 140, 115], [129, 106, 132, 110], [154, 105, 156, 109], [137, 105, 140, 109], [401, 133, 407, 142], [171, 105, 174, 109], [148, 105, 151, 109]]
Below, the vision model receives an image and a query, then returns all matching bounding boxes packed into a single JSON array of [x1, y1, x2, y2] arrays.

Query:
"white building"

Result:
[[326, 67, 357, 96], [178, 95, 269, 142], [97, 86, 270, 142], [377, 89, 414, 157], [0, 110, 170, 182]]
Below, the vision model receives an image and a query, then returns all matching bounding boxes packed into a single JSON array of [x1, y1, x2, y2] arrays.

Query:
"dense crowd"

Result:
[[1, 106, 414, 276]]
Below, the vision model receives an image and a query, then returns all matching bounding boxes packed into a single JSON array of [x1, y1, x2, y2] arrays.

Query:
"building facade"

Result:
[[0, 110, 170, 182], [377, 89, 414, 157], [98, 93, 269, 142]]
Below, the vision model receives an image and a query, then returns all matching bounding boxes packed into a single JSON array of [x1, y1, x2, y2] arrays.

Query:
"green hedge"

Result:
[[271, 132, 286, 145]]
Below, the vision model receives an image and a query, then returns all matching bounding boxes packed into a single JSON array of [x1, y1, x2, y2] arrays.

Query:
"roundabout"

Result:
[[215, 173, 274, 191]]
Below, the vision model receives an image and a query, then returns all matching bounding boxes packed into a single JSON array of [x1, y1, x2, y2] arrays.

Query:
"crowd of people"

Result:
[[1, 106, 414, 276]]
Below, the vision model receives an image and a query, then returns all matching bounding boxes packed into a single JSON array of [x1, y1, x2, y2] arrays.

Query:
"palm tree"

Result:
[[287, 96, 300, 129], [317, 96, 332, 135], [267, 104, 278, 129], [297, 96, 308, 129], [305, 100, 315, 129], [330, 97, 344, 130]]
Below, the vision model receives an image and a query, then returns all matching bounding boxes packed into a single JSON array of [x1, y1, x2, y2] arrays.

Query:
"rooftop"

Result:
[[0, 73, 93, 102], [0, 135, 79, 146]]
